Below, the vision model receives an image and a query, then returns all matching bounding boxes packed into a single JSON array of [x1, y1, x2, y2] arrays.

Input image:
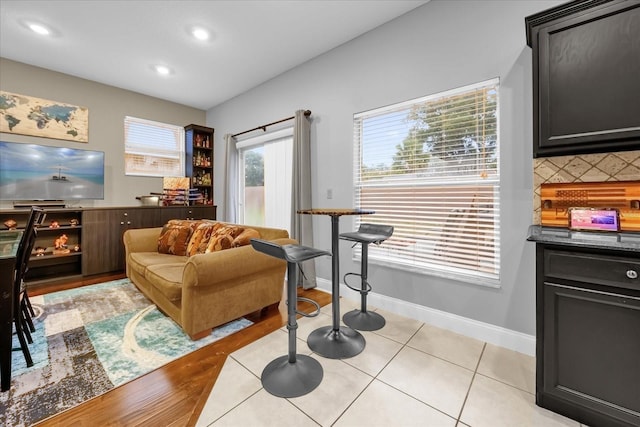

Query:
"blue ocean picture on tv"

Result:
[[0, 141, 105, 200]]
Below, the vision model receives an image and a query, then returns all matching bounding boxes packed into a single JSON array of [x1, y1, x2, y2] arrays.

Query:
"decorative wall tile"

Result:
[[532, 150, 640, 224]]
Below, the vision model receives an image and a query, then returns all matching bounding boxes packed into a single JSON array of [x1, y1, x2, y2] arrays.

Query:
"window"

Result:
[[354, 79, 500, 286], [124, 116, 185, 177], [238, 127, 293, 232]]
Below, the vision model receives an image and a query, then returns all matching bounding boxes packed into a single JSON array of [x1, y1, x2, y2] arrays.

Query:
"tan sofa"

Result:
[[123, 221, 295, 340]]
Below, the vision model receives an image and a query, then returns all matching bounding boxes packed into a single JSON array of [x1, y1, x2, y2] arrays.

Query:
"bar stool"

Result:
[[250, 238, 331, 398], [340, 223, 394, 331]]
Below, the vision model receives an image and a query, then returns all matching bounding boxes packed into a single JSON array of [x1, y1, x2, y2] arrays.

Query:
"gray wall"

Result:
[[207, 0, 562, 335], [0, 58, 205, 210]]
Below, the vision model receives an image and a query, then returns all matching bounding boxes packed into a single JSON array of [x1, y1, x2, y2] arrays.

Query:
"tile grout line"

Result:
[[455, 341, 487, 426], [355, 323, 463, 424], [205, 354, 264, 426], [328, 322, 427, 426]]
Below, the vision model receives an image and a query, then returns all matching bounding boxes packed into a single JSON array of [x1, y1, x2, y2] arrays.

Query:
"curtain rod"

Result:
[[232, 110, 311, 138]]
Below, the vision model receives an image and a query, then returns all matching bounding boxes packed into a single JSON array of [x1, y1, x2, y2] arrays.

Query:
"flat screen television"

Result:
[[0, 141, 105, 201]]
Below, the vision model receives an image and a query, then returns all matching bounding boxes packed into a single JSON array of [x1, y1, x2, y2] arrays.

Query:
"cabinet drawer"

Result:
[[544, 248, 640, 292]]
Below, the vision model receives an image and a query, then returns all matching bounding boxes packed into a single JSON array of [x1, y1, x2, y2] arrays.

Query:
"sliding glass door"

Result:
[[238, 131, 293, 232]]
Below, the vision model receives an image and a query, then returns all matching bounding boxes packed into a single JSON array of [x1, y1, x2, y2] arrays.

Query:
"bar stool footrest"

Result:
[[343, 272, 372, 295], [261, 354, 323, 398], [296, 297, 321, 317]]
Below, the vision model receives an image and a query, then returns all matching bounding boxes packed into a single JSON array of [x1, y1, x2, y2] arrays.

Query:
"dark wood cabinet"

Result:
[[83, 205, 216, 276], [526, 0, 640, 157], [535, 244, 640, 427], [1, 205, 217, 282], [185, 124, 214, 206], [82, 208, 127, 275]]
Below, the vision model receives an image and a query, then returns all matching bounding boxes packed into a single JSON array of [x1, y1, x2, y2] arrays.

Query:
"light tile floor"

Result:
[[197, 299, 585, 427]]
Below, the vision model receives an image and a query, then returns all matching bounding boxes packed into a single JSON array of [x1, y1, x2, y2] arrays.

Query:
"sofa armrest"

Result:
[[123, 227, 162, 254], [183, 237, 297, 287]]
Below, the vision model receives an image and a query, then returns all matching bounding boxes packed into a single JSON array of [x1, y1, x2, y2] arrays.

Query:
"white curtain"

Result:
[[291, 110, 316, 288], [223, 133, 238, 223]]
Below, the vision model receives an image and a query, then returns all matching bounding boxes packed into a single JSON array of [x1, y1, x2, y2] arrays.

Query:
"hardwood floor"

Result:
[[31, 273, 332, 426]]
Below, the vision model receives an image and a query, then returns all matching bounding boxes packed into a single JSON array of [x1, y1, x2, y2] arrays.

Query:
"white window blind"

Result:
[[124, 116, 185, 177], [353, 79, 500, 286]]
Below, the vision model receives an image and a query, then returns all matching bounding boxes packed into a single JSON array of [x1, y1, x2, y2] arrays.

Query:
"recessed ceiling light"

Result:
[[28, 23, 50, 36], [191, 27, 209, 41], [154, 65, 172, 76]]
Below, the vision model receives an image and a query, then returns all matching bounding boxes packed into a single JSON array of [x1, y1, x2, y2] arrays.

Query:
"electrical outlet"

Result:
[[327, 189, 333, 199]]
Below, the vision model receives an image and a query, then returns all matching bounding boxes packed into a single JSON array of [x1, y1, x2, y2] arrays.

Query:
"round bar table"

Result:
[[297, 208, 374, 358]]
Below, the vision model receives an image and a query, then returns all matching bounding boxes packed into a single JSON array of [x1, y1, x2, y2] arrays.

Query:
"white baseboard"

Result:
[[316, 278, 535, 356]]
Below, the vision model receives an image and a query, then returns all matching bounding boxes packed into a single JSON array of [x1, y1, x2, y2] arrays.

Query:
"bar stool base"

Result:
[[261, 355, 323, 398], [343, 309, 386, 331], [308, 325, 365, 359]]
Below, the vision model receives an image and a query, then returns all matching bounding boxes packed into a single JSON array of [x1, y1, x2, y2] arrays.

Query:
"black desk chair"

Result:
[[250, 238, 330, 398], [340, 223, 393, 331], [13, 206, 46, 366]]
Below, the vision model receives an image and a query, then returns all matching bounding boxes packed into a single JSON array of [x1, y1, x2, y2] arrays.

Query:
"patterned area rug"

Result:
[[0, 278, 252, 426]]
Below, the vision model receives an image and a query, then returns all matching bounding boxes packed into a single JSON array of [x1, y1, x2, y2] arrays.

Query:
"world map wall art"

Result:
[[0, 91, 89, 142]]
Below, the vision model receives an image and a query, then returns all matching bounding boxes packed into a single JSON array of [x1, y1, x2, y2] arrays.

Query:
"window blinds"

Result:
[[353, 79, 500, 285], [124, 116, 185, 177]]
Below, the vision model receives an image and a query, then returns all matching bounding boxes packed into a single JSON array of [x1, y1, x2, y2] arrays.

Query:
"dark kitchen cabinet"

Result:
[[526, 0, 640, 157], [535, 244, 640, 427]]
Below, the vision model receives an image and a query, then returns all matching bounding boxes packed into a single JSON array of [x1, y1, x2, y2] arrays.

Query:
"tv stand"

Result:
[[13, 201, 66, 208]]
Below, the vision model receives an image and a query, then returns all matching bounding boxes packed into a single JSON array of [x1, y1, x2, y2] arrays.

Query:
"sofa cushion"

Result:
[[158, 224, 194, 255], [145, 263, 185, 302], [187, 222, 221, 256], [128, 252, 188, 277], [206, 224, 244, 252], [232, 227, 261, 247]]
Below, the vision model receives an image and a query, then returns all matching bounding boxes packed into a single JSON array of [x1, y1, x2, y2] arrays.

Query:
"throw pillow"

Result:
[[167, 219, 203, 234], [157, 224, 194, 256], [205, 224, 244, 253], [187, 222, 221, 256], [232, 228, 261, 247]]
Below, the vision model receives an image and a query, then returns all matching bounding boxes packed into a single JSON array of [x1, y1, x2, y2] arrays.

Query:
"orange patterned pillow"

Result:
[[205, 225, 244, 253], [167, 219, 202, 234], [187, 222, 221, 256], [157, 224, 194, 255], [232, 228, 260, 247]]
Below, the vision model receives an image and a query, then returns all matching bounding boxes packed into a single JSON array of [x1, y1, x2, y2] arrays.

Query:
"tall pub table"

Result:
[[0, 229, 23, 391], [297, 208, 374, 358]]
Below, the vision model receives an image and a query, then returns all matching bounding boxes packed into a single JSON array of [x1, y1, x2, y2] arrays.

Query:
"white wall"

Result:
[[207, 0, 563, 337]]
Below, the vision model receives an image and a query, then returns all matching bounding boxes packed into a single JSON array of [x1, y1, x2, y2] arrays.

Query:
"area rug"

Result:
[[0, 278, 252, 426]]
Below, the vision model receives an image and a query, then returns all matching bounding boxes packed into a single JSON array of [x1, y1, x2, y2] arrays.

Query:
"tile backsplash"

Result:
[[533, 150, 640, 225]]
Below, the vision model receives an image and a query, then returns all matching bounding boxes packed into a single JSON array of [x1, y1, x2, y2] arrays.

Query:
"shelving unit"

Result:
[[1, 208, 84, 283], [0, 205, 216, 286], [185, 124, 214, 206]]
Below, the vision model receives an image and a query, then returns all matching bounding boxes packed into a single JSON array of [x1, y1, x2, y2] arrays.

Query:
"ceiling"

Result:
[[0, 0, 429, 110]]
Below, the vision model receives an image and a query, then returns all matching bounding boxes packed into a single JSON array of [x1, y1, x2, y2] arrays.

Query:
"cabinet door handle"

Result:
[[627, 270, 638, 279]]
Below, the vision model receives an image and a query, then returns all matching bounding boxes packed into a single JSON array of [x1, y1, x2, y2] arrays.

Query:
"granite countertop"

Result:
[[527, 225, 640, 253]]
